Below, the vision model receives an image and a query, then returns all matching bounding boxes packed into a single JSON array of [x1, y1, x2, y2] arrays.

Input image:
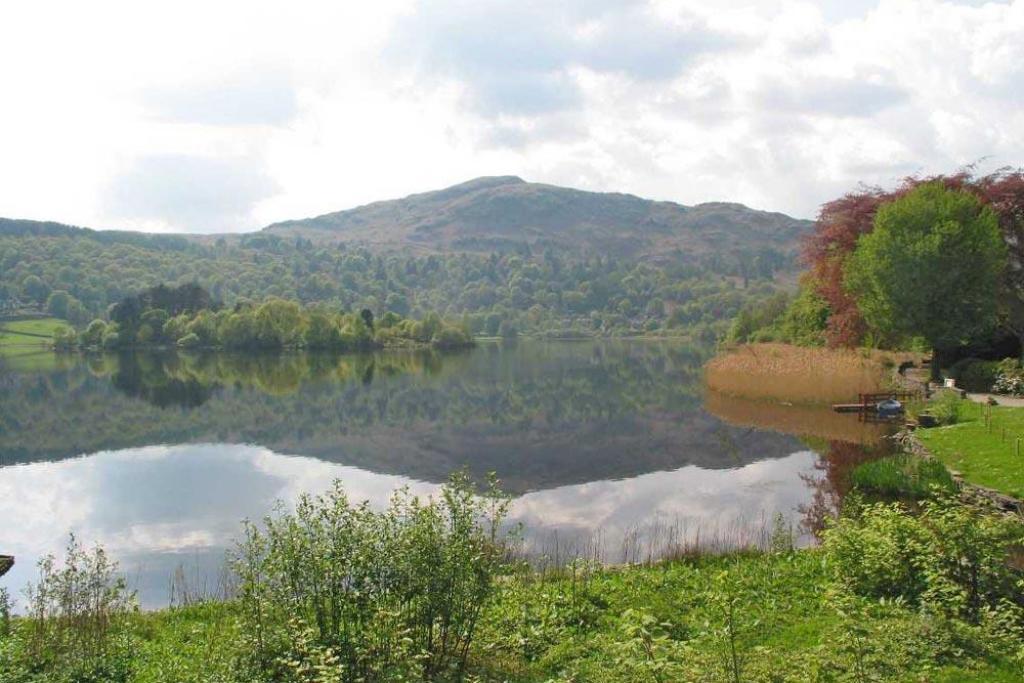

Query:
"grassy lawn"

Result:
[[916, 402, 1024, 498], [0, 317, 66, 355]]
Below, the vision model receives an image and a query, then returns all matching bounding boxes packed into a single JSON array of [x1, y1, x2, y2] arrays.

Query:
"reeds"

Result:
[[705, 343, 913, 405]]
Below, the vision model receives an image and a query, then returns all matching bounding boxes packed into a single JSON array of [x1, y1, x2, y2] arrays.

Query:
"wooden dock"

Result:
[[833, 391, 920, 414], [0, 555, 12, 578]]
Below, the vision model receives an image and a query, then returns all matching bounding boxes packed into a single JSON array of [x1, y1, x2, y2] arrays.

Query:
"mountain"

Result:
[[263, 176, 813, 260]]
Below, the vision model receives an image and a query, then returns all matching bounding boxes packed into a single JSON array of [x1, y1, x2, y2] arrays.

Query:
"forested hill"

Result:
[[264, 176, 812, 260], [0, 178, 811, 338]]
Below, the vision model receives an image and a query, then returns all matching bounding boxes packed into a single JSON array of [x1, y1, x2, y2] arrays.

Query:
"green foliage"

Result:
[[949, 357, 1001, 392], [845, 182, 1006, 355], [823, 497, 1024, 623], [3, 507, 1022, 682], [929, 391, 968, 425], [778, 277, 830, 346], [4, 535, 137, 681], [725, 291, 789, 343], [993, 358, 1024, 395], [50, 324, 77, 350], [71, 290, 475, 352], [81, 319, 109, 348], [233, 473, 512, 682], [851, 454, 957, 499], [0, 224, 790, 340]]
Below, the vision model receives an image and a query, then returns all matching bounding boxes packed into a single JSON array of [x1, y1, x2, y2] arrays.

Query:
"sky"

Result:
[[0, 0, 1021, 233]]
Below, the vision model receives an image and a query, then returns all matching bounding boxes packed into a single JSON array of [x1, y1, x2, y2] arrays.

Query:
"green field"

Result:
[[916, 402, 1024, 498], [0, 317, 66, 352]]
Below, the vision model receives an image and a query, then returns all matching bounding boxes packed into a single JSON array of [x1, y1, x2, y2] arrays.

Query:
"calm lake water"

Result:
[[0, 341, 888, 608]]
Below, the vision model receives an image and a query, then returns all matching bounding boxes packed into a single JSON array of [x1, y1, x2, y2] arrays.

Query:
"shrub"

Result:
[[234, 473, 512, 682], [927, 391, 966, 425], [431, 325, 473, 349], [851, 455, 956, 499], [16, 535, 136, 680], [949, 358, 999, 392], [993, 358, 1024, 396], [51, 325, 77, 350], [824, 497, 1024, 623]]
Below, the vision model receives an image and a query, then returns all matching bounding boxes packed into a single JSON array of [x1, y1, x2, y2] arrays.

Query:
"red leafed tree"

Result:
[[803, 167, 1024, 348]]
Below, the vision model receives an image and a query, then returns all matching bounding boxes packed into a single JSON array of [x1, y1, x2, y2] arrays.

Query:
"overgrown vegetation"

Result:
[[2, 476, 1022, 682]]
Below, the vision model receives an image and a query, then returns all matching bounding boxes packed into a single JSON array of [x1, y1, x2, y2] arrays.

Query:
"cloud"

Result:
[[140, 67, 299, 127], [103, 155, 279, 233], [757, 76, 908, 118], [1, 0, 1023, 230], [388, 1, 738, 117]]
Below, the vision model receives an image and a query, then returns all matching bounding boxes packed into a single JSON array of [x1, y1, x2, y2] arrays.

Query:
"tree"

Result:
[[845, 183, 1006, 379], [22, 275, 49, 305], [360, 308, 375, 332], [81, 319, 108, 347], [46, 290, 72, 319]]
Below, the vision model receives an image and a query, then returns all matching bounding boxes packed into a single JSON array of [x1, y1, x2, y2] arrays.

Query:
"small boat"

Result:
[[876, 399, 904, 417]]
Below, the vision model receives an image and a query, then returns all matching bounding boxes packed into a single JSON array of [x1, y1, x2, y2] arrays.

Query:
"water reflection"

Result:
[[0, 443, 821, 608], [1, 342, 865, 607]]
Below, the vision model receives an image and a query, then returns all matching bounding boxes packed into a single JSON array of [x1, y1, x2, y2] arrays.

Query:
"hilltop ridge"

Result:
[[263, 176, 812, 260]]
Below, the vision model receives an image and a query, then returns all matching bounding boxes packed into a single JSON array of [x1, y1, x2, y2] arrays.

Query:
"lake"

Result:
[[0, 341, 889, 608]]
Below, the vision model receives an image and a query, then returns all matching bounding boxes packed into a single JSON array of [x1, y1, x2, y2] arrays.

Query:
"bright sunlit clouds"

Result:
[[0, 0, 1020, 233]]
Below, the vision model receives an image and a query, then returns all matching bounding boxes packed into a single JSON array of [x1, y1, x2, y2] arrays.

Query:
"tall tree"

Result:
[[845, 182, 1006, 379]]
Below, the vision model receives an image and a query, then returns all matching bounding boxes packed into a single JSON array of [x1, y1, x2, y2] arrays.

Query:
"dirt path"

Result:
[[965, 393, 1024, 407]]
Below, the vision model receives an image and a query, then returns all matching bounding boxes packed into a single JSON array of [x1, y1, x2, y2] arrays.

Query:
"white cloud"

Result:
[[0, 0, 1020, 231]]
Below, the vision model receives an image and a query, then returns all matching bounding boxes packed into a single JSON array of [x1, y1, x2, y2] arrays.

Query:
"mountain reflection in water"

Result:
[[0, 341, 885, 607]]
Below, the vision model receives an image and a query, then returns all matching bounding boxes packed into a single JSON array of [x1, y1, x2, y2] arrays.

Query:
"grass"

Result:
[[851, 454, 957, 499], [5, 551, 1017, 682], [917, 402, 1024, 499], [704, 342, 917, 404], [0, 317, 66, 355]]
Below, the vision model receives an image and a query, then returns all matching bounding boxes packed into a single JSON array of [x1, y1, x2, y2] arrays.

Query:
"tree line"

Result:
[[53, 284, 474, 352], [0, 219, 791, 340]]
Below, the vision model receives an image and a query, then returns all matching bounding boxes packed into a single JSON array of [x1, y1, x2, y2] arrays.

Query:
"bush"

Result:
[[9, 535, 136, 680], [51, 325, 77, 350], [993, 358, 1024, 396], [851, 455, 956, 499], [928, 391, 966, 425], [234, 473, 512, 682], [431, 325, 474, 349], [949, 358, 999, 392], [824, 497, 1024, 623]]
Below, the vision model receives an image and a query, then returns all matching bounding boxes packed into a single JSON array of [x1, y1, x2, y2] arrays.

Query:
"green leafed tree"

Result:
[[845, 182, 1006, 378]]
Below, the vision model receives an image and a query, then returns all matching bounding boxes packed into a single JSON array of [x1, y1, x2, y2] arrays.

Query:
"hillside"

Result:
[[0, 177, 811, 338], [264, 176, 812, 260]]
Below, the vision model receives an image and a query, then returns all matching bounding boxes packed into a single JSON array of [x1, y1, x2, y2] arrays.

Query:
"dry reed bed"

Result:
[[705, 343, 916, 405]]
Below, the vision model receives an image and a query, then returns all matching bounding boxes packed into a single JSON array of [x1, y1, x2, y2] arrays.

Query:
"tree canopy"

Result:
[[844, 182, 1005, 360]]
